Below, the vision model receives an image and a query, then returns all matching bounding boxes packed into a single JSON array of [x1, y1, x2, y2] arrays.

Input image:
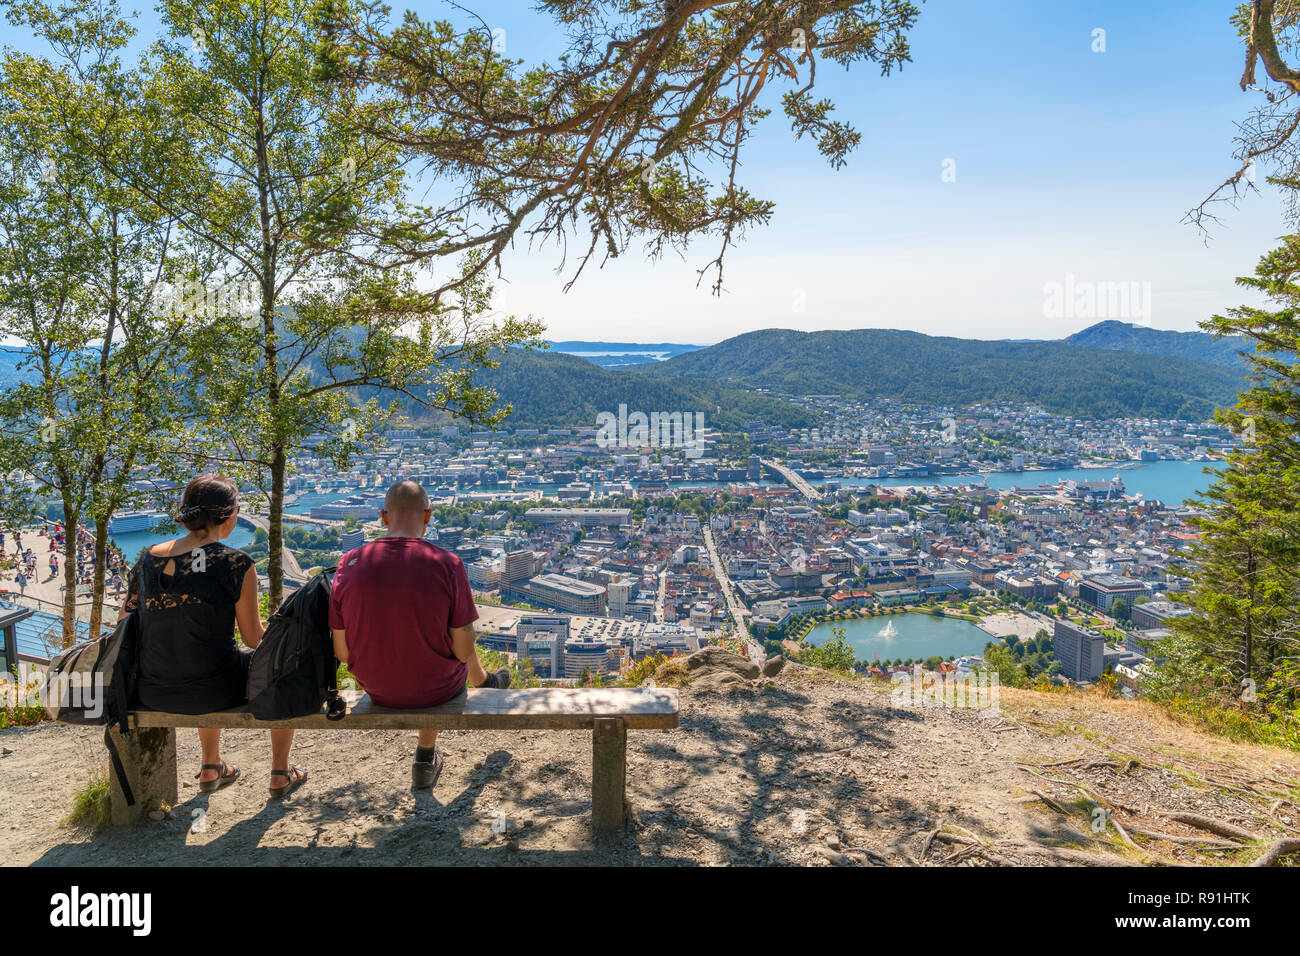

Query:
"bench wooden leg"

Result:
[[591, 717, 628, 832], [108, 727, 177, 826]]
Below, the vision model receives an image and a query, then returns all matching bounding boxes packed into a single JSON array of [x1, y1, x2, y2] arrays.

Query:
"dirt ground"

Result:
[[3, 654, 1299, 867]]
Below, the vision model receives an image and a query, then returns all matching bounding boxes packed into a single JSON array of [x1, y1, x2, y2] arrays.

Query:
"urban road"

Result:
[[242, 513, 309, 586], [703, 524, 764, 665]]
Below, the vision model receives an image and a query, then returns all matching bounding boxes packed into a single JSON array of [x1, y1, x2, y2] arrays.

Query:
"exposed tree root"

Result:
[[1020, 790, 1072, 816], [1124, 827, 1241, 849], [1250, 838, 1300, 867], [1160, 812, 1261, 843]]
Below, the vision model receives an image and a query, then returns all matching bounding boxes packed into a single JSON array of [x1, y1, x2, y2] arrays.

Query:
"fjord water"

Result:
[[806, 612, 994, 663], [111, 523, 254, 559], [844, 459, 1220, 506]]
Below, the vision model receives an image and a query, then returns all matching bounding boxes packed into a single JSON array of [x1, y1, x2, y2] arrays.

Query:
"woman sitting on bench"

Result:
[[120, 474, 308, 799]]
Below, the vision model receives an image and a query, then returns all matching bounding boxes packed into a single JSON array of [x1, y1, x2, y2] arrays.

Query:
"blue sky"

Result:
[[472, 0, 1291, 344], [2, 0, 1290, 345]]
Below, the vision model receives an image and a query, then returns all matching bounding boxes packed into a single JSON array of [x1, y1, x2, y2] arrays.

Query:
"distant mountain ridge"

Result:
[[368, 346, 817, 431], [547, 340, 703, 353], [0, 323, 1251, 426], [1062, 320, 1250, 368], [636, 327, 1246, 420]]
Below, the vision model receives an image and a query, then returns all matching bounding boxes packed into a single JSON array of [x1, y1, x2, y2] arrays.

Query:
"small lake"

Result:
[[806, 611, 994, 663]]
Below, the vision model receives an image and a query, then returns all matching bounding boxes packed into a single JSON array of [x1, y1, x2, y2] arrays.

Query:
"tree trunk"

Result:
[[267, 445, 285, 610], [1243, 550, 1256, 687], [90, 516, 110, 638], [60, 511, 79, 648]]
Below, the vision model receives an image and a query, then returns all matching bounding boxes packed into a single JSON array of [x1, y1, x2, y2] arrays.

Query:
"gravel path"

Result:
[[3, 658, 1298, 867]]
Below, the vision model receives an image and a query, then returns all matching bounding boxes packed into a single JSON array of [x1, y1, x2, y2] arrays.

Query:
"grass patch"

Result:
[[648, 657, 692, 688], [0, 675, 48, 730], [618, 653, 668, 687], [63, 773, 111, 830], [1161, 700, 1300, 753]]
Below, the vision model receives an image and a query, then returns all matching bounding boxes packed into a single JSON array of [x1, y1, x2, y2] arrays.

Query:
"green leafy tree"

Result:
[[801, 625, 856, 675], [316, 0, 922, 295], [0, 2, 192, 642], [82, 0, 544, 607], [980, 642, 1026, 689]]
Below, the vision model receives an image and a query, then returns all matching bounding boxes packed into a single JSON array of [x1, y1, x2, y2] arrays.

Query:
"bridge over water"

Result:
[[760, 459, 823, 502]]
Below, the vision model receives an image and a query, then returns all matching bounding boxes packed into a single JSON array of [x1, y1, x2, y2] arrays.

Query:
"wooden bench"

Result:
[[110, 687, 678, 832]]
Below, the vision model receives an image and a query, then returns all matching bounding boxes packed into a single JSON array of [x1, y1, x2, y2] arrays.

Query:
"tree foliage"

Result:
[[1148, 237, 1300, 740], [0, 1, 192, 642], [313, 0, 921, 295]]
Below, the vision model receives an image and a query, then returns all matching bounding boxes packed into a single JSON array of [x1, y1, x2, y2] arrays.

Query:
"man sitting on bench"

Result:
[[330, 480, 510, 789]]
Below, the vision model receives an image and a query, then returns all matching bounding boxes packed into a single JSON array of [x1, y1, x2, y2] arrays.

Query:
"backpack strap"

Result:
[[103, 725, 135, 808], [108, 612, 140, 734], [317, 569, 347, 721]]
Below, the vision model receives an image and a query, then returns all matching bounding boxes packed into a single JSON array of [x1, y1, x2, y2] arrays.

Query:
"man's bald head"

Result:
[[384, 480, 429, 515]]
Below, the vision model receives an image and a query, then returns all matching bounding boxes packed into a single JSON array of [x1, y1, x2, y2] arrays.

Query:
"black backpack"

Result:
[[246, 568, 346, 721], [40, 611, 139, 732]]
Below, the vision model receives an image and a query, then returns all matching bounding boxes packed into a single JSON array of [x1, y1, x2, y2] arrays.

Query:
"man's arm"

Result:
[[332, 628, 349, 664], [450, 624, 476, 663]]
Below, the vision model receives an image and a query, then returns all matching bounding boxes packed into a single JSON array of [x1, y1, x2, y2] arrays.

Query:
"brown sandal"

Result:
[[269, 765, 308, 799], [196, 762, 240, 793]]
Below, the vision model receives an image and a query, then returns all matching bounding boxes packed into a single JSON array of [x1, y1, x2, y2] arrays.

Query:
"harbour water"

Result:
[[285, 459, 1218, 515], [843, 459, 1220, 507], [110, 524, 255, 559]]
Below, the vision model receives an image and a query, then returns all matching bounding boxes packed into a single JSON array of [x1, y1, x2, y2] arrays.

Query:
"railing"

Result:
[[0, 591, 66, 616], [27, 619, 63, 660], [0, 590, 119, 642]]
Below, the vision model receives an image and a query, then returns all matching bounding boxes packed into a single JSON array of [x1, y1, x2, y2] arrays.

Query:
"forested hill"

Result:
[[1062, 320, 1251, 368], [470, 349, 815, 429], [636, 328, 1245, 419], [371, 347, 817, 431]]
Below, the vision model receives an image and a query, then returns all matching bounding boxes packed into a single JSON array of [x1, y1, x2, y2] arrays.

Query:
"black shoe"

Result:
[[480, 667, 512, 689], [412, 747, 445, 790]]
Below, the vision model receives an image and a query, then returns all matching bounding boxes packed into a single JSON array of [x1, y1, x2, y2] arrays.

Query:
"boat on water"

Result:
[[107, 510, 167, 533]]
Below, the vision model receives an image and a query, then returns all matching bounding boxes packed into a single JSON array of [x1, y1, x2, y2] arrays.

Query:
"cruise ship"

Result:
[[309, 493, 384, 522], [107, 510, 168, 533]]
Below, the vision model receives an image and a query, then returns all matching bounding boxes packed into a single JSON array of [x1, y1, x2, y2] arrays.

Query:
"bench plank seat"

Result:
[[130, 688, 679, 731], [112, 687, 679, 832]]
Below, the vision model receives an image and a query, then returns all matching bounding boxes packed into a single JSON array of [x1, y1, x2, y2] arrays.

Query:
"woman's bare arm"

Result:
[[235, 564, 265, 647]]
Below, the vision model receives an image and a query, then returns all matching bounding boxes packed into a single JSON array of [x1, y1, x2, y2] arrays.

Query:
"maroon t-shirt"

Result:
[[328, 537, 478, 708]]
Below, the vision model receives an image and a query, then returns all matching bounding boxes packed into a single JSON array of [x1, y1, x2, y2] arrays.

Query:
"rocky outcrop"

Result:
[[653, 647, 802, 690], [683, 646, 760, 678]]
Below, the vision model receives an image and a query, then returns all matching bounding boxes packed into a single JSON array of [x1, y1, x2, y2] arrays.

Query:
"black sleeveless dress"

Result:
[[126, 542, 256, 714]]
